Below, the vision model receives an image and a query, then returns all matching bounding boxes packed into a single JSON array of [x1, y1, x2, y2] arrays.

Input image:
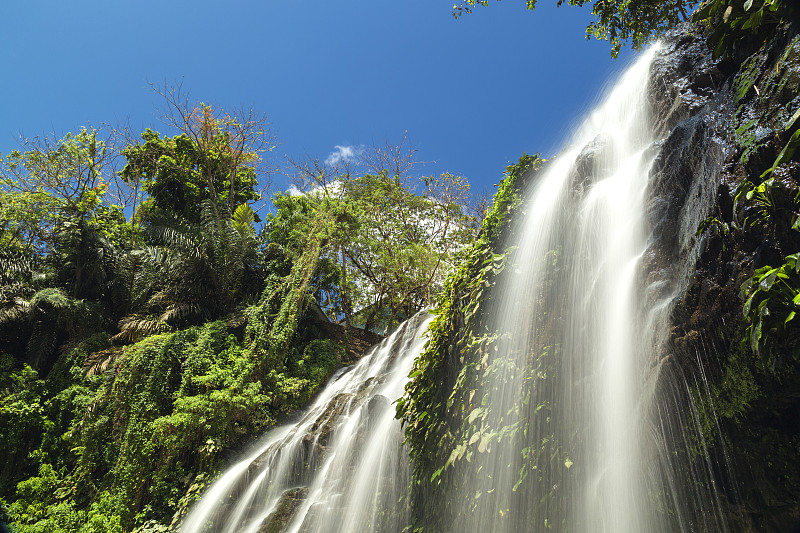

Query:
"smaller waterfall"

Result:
[[180, 312, 433, 533]]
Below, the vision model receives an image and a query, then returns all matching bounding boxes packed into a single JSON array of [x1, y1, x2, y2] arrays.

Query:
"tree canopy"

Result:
[[267, 164, 477, 333], [452, 0, 699, 56]]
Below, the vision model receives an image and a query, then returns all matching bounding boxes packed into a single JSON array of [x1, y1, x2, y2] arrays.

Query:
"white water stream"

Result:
[[449, 44, 729, 532], [182, 43, 730, 533], [180, 312, 432, 533], [457, 45, 663, 532]]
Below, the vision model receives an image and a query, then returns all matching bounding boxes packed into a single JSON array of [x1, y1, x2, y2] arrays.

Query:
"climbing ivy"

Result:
[[2, 276, 343, 531], [398, 154, 542, 531]]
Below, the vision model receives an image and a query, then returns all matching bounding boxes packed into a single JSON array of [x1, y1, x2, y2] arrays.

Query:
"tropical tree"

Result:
[[112, 202, 264, 342], [115, 91, 276, 337], [339, 171, 473, 331], [272, 147, 476, 332], [121, 126, 260, 225], [452, 0, 700, 56], [0, 129, 126, 369], [121, 84, 275, 228]]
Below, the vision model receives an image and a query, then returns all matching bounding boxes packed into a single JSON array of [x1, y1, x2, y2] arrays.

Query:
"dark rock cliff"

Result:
[[653, 21, 800, 532]]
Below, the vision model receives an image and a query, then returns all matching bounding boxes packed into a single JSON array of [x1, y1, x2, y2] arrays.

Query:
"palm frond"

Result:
[[147, 223, 205, 260], [26, 322, 58, 369], [159, 302, 203, 324], [232, 203, 256, 235], [83, 346, 124, 377], [0, 296, 30, 324], [111, 314, 172, 344], [28, 287, 72, 316], [0, 247, 37, 284]]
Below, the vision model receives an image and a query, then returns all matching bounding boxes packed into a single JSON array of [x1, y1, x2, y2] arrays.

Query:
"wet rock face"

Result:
[[649, 21, 800, 532], [569, 134, 611, 196], [644, 25, 736, 291], [649, 26, 731, 137], [648, 113, 728, 266], [365, 394, 390, 430], [304, 392, 355, 452], [256, 487, 309, 533]]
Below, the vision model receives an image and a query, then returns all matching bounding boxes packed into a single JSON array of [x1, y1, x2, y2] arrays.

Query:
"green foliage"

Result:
[[8, 463, 122, 533], [121, 120, 260, 225], [1, 306, 345, 532], [398, 154, 542, 530], [1, 128, 110, 215], [740, 253, 800, 367], [732, 177, 800, 235], [0, 357, 47, 499], [453, 0, 797, 58], [691, 343, 761, 452], [117, 200, 264, 330], [760, 108, 800, 180], [693, 0, 797, 59], [452, 0, 699, 57], [268, 170, 475, 332], [0, 187, 61, 259], [287, 339, 341, 391]]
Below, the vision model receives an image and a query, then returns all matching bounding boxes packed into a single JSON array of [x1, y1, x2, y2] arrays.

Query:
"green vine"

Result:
[[398, 154, 542, 531]]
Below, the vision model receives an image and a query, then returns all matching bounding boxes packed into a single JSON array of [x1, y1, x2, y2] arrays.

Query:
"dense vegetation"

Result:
[[453, 0, 799, 57], [680, 9, 800, 527], [397, 154, 543, 530], [2, 0, 799, 531], [0, 95, 478, 531], [401, 1, 800, 530]]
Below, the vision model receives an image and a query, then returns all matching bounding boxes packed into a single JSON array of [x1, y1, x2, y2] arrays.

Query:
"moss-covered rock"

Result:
[[671, 21, 800, 530]]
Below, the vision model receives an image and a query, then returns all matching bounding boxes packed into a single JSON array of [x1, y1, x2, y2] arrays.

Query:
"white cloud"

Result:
[[285, 180, 343, 198], [325, 144, 362, 166], [286, 184, 303, 196]]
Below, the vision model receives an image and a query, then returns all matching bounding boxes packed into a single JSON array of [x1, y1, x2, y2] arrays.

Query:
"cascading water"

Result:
[[446, 43, 731, 532], [180, 312, 432, 533], [181, 40, 734, 533]]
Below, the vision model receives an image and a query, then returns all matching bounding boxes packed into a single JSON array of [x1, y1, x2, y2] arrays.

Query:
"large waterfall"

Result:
[[452, 45, 666, 532], [181, 42, 732, 533], [444, 42, 731, 532]]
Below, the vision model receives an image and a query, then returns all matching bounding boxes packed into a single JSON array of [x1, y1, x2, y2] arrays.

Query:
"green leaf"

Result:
[[752, 320, 763, 354], [760, 268, 779, 291], [564, 457, 573, 469], [786, 109, 800, 132], [692, 0, 718, 21], [784, 311, 795, 325], [763, 129, 800, 179], [468, 407, 484, 424], [723, 5, 733, 22], [742, 9, 762, 30], [786, 254, 799, 271]]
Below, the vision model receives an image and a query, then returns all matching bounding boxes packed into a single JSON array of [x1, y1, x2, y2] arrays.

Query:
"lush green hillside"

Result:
[[0, 112, 476, 531]]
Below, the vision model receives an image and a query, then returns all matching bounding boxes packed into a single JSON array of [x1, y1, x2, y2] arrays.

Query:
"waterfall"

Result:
[[181, 40, 733, 533], [180, 312, 432, 533], [446, 43, 731, 532]]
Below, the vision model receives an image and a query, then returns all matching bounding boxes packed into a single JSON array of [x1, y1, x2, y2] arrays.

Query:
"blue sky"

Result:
[[1, 0, 639, 199]]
